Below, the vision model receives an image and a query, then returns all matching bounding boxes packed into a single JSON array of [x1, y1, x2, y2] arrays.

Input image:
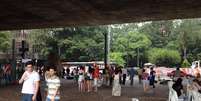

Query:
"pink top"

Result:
[[142, 72, 149, 80]]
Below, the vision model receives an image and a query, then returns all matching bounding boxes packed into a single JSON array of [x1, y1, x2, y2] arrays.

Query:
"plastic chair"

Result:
[[191, 91, 201, 101]]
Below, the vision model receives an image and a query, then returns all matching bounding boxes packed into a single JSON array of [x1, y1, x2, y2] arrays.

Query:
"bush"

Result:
[[148, 48, 181, 67]]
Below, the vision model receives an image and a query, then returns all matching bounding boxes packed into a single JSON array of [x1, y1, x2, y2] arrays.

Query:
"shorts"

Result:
[[78, 76, 84, 82], [142, 80, 149, 87]]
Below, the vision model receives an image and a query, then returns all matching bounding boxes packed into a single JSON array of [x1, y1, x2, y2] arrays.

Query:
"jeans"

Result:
[[46, 97, 59, 101], [130, 76, 134, 85], [22, 94, 33, 101], [4, 74, 11, 84]]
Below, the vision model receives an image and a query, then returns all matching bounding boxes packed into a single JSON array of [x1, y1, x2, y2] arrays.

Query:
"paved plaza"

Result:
[[0, 78, 168, 101]]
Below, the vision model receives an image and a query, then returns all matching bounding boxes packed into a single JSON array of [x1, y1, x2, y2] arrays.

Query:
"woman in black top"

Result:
[[172, 78, 183, 97]]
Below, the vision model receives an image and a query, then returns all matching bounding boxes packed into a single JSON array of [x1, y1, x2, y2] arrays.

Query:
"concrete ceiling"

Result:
[[1, 0, 201, 30]]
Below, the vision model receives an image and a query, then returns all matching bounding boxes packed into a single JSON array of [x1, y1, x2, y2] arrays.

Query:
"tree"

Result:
[[29, 29, 56, 59], [0, 31, 11, 53], [109, 52, 125, 66], [29, 26, 107, 61], [139, 20, 175, 48], [148, 48, 181, 67], [55, 26, 106, 61], [174, 19, 201, 62], [28, 18, 201, 67], [112, 31, 151, 66]]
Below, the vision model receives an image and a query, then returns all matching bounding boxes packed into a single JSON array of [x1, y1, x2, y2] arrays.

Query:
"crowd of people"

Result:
[[111, 66, 157, 96], [170, 67, 201, 100], [69, 64, 100, 93], [68, 64, 158, 96], [5, 60, 201, 101]]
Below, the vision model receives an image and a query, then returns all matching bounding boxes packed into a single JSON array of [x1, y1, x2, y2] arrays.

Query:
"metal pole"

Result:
[[104, 32, 108, 71], [107, 25, 111, 65], [12, 39, 16, 81]]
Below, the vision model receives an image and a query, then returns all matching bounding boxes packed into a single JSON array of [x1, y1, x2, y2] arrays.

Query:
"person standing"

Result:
[[142, 69, 149, 92], [172, 78, 184, 98], [19, 61, 40, 101], [104, 65, 110, 86], [174, 67, 181, 79], [67, 67, 70, 76], [86, 66, 93, 92], [78, 66, 85, 92], [137, 67, 143, 84], [118, 68, 122, 84], [112, 68, 121, 96], [149, 67, 156, 88], [3, 63, 12, 84], [109, 66, 114, 86], [46, 66, 61, 101], [129, 67, 135, 86], [73, 68, 78, 85], [122, 68, 127, 85], [93, 64, 99, 92]]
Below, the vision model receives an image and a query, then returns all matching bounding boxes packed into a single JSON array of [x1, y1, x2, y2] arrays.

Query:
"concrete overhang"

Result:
[[1, 0, 201, 30]]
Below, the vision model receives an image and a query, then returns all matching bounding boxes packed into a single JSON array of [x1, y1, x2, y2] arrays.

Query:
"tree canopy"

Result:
[[0, 31, 11, 53], [1, 18, 201, 67]]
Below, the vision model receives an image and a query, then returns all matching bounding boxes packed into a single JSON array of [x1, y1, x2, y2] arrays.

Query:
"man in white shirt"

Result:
[[19, 61, 40, 101]]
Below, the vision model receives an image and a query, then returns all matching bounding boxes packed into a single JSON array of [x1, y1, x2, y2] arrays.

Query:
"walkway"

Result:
[[0, 78, 168, 101]]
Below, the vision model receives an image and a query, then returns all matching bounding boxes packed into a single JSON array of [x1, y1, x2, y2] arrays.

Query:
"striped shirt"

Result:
[[46, 76, 61, 99]]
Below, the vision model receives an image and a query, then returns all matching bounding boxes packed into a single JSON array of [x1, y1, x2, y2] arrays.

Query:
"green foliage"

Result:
[[165, 41, 180, 50], [0, 31, 11, 52], [28, 19, 201, 67], [181, 59, 191, 68], [148, 48, 181, 67], [29, 26, 106, 61], [174, 19, 201, 60], [29, 29, 56, 59], [111, 31, 151, 66], [139, 20, 175, 48], [109, 52, 125, 66]]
